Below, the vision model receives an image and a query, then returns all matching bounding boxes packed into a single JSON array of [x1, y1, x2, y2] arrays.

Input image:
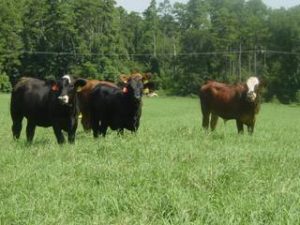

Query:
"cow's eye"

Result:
[[69, 84, 74, 89]]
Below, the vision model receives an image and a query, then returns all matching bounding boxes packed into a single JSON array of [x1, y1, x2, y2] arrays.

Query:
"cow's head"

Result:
[[51, 75, 87, 105], [142, 72, 153, 83], [246, 76, 260, 102], [120, 73, 144, 100]]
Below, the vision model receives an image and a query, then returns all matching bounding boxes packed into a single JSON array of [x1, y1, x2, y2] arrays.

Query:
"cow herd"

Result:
[[10, 74, 263, 144]]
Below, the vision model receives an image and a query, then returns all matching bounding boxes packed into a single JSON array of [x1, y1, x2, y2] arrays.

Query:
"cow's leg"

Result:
[[92, 127, 99, 138], [200, 98, 210, 130], [12, 115, 23, 140], [236, 120, 244, 134], [133, 120, 140, 132], [247, 121, 255, 135], [90, 111, 100, 138], [67, 118, 78, 144], [210, 114, 219, 131], [81, 112, 91, 132], [99, 123, 108, 137], [26, 120, 36, 143], [117, 128, 124, 135], [68, 129, 76, 143], [91, 118, 100, 138], [53, 125, 65, 144], [202, 111, 210, 130]]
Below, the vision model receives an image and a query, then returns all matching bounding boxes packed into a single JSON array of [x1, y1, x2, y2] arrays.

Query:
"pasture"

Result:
[[0, 93, 300, 225]]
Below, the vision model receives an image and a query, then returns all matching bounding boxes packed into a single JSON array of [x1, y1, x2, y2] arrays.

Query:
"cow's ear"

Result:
[[47, 80, 60, 92], [143, 72, 152, 81], [257, 78, 267, 93], [260, 79, 267, 88], [74, 78, 87, 92], [120, 74, 130, 83], [51, 83, 60, 92], [132, 73, 143, 81]]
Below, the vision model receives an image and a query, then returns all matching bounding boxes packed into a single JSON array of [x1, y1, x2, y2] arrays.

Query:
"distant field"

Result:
[[1, 93, 300, 225]]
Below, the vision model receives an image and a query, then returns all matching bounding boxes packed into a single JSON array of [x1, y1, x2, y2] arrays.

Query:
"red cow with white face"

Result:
[[199, 77, 263, 134]]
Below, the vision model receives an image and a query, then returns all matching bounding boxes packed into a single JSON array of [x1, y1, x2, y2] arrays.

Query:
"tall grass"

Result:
[[0, 94, 300, 224]]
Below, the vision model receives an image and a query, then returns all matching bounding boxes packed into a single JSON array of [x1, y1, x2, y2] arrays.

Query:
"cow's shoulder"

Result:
[[14, 77, 46, 90], [98, 81, 118, 89]]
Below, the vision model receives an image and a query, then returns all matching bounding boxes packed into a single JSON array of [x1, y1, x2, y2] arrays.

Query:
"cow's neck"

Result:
[[240, 94, 260, 115], [71, 95, 80, 116], [54, 96, 78, 116], [123, 94, 141, 112]]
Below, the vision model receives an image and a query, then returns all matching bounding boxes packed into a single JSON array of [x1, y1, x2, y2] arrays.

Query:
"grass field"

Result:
[[0, 93, 300, 225]]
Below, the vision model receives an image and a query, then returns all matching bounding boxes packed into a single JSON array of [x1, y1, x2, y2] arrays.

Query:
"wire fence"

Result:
[[1, 49, 300, 56]]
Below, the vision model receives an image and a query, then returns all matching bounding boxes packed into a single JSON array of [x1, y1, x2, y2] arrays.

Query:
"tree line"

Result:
[[0, 0, 299, 103]]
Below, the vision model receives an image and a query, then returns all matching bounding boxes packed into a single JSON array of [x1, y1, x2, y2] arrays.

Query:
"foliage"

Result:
[[0, 0, 24, 75], [295, 90, 300, 103], [0, 0, 299, 102], [0, 73, 12, 92]]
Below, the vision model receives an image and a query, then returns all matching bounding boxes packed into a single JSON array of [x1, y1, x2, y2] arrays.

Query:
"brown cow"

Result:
[[199, 77, 262, 134], [77, 80, 118, 131]]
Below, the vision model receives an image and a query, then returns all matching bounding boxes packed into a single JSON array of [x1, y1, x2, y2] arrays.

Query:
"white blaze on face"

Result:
[[62, 74, 71, 84], [246, 77, 259, 101], [59, 75, 72, 104]]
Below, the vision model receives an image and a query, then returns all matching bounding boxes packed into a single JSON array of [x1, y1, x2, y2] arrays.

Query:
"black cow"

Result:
[[77, 79, 118, 131], [90, 73, 144, 138], [10, 75, 86, 144]]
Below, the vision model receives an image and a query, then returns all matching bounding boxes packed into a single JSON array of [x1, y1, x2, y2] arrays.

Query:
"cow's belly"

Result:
[[108, 118, 131, 131], [239, 114, 255, 125], [35, 121, 52, 127], [25, 113, 71, 129], [24, 113, 52, 127], [212, 110, 254, 124], [108, 115, 139, 131], [211, 109, 237, 120], [109, 119, 123, 130]]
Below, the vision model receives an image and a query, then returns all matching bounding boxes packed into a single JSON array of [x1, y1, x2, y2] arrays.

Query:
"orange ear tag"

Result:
[[122, 87, 128, 93], [51, 84, 59, 91]]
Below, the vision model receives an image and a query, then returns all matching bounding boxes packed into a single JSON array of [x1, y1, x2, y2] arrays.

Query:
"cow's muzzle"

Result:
[[134, 93, 143, 101], [58, 95, 70, 105], [246, 91, 257, 102]]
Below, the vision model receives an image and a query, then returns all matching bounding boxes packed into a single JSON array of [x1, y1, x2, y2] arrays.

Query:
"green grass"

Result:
[[1, 93, 300, 225]]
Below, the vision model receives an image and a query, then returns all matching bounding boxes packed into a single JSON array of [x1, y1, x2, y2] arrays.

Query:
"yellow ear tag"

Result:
[[77, 86, 82, 92]]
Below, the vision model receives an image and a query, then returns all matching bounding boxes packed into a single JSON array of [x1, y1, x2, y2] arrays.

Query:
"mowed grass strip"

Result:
[[0, 94, 300, 225]]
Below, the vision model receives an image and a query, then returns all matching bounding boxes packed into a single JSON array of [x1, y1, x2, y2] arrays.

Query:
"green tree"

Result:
[[266, 6, 300, 103], [117, 8, 144, 73], [157, 0, 180, 89], [173, 0, 212, 95], [139, 0, 160, 75], [21, 0, 77, 77], [0, 0, 24, 78], [73, 0, 125, 80]]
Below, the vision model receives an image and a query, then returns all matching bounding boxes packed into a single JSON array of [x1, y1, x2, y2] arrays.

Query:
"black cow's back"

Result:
[[90, 82, 142, 137], [11, 78, 55, 126]]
